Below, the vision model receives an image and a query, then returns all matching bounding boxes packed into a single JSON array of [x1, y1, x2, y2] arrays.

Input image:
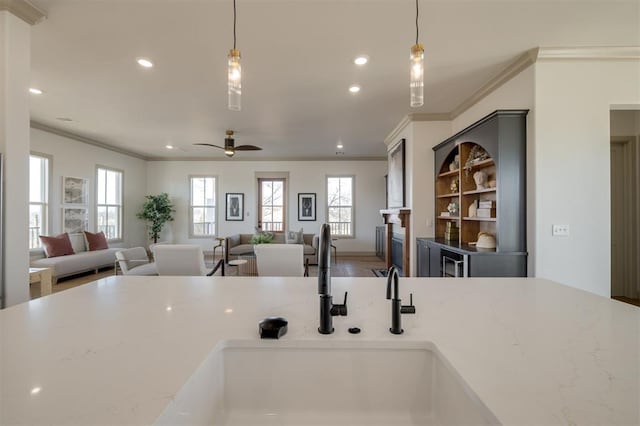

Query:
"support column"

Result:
[[0, 3, 45, 307], [380, 209, 411, 276]]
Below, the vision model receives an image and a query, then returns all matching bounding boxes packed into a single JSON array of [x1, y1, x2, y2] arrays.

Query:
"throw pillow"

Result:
[[39, 233, 75, 258], [286, 228, 304, 244], [84, 231, 109, 251]]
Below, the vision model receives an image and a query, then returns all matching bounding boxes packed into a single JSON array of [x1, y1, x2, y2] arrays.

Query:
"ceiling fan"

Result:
[[194, 130, 262, 157]]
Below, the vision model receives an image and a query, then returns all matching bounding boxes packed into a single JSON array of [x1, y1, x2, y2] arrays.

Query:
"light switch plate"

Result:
[[552, 224, 570, 236]]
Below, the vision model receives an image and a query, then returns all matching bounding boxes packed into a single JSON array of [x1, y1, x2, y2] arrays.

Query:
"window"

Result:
[[29, 154, 49, 249], [327, 176, 354, 237], [190, 176, 216, 237], [258, 178, 285, 232], [96, 167, 123, 240]]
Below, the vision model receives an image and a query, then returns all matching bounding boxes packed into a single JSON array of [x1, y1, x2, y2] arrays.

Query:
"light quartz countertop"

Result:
[[1, 276, 638, 425]]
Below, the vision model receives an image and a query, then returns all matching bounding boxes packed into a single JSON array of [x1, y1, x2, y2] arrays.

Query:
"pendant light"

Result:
[[228, 0, 241, 111], [410, 0, 424, 107]]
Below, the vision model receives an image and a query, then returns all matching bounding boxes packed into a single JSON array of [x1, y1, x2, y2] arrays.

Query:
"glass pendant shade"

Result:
[[410, 43, 424, 107], [228, 49, 242, 111]]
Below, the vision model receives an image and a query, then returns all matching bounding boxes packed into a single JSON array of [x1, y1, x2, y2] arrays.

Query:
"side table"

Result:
[[227, 259, 247, 276], [213, 237, 225, 262], [29, 267, 53, 297]]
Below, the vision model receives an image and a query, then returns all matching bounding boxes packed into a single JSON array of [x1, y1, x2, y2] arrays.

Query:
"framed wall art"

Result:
[[387, 139, 405, 208], [225, 193, 244, 221], [62, 176, 88, 205], [298, 193, 316, 221], [62, 207, 88, 233]]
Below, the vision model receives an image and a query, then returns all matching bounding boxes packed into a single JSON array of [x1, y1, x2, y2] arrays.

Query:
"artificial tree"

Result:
[[137, 193, 175, 243]]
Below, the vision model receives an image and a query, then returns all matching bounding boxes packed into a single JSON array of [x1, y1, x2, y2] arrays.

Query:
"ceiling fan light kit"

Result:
[[195, 130, 262, 157]]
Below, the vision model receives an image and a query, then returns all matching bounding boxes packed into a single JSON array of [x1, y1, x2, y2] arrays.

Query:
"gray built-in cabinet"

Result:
[[417, 110, 528, 277]]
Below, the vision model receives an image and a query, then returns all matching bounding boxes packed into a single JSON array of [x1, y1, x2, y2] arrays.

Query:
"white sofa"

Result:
[[30, 233, 119, 284]]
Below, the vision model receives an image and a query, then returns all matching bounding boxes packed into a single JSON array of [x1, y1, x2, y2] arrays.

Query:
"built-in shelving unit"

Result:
[[417, 110, 528, 278]]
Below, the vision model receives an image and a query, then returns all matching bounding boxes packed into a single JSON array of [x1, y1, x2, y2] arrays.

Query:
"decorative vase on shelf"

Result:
[[468, 200, 477, 217]]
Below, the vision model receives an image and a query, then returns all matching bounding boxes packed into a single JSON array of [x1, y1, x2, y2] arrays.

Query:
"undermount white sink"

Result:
[[155, 340, 499, 426]]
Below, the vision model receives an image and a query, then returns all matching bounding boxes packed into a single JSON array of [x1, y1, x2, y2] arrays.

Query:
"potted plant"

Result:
[[137, 193, 175, 243], [250, 231, 274, 245]]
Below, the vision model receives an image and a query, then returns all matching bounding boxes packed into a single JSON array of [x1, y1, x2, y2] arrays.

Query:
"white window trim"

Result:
[[29, 152, 52, 250], [326, 174, 355, 239], [188, 175, 218, 238], [254, 172, 289, 233], [95, 165, 124, 242]]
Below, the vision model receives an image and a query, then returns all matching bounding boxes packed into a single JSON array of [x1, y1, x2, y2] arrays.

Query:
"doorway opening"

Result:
[[610, 110, 639, 306]]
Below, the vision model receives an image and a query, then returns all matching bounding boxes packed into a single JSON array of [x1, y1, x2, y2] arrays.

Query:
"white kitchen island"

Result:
[[1, 276, 638, 425]]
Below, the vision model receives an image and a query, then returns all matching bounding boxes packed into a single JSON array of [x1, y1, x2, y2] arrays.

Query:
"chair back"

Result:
[[154, 244, 208, 276], [115, 247, 149, 274], [254, 243, 305, 277]]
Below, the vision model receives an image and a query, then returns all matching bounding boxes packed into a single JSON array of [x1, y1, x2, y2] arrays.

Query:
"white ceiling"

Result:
[[27, 0, 639, 160]]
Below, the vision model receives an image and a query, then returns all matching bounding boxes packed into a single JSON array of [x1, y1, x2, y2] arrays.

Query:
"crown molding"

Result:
[[384, 113, 451, 146], [536, 46, 640, 60], [30, 121, 150, 161], [450, 48, 538, 120], [147, 156, 387, 162], [0, 0, 46, 25], [449, 46, 640, 119], [31, 122, 385, 162]]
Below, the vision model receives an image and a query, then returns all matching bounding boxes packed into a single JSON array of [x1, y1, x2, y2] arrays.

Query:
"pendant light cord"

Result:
[[233, 0, 237, 50], [415, 0, 419, 45]]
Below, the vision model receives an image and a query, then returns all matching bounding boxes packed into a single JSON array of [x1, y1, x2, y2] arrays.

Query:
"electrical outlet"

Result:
[[552, 224, 570, 236]]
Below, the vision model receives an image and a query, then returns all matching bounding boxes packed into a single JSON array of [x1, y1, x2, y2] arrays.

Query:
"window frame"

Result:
[[326, 175, 355, 239], [188, 175, 218, 238], [95, 165, 124, 242], [29, 152, 52, 250], [257, 177, 287, 233]]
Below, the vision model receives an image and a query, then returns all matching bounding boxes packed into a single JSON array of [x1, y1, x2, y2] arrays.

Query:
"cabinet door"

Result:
[[468, 253, 527, 277], [428, 243, 441, 277], [416, 241, 429, 277]]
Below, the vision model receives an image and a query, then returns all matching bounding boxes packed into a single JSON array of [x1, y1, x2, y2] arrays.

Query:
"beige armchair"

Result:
[[254, 243, 309, 277], [153, 244, 217, 276], [115, 247, 157, 276]]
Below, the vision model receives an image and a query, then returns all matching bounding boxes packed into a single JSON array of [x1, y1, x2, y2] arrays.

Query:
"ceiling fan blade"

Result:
[[234, 145, 263, 151], [193, 143, 225, 150]]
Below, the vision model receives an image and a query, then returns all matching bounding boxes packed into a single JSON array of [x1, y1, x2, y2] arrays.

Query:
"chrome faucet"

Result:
[[318, 223, 347, 334], [386, 266, 415, 335]]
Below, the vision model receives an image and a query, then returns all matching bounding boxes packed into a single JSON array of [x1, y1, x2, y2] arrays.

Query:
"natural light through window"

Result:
[[29, 155, 49, 249], [327, 176, 354, 237], [96, 167, 123, 240], [259, 179, 285, 232], [190, 176, 216, 237]]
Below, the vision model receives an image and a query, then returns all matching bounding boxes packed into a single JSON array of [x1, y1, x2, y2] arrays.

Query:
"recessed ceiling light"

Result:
[[137, 58, 153, 68], [30, 387, 41, 395], [354, 56, 368, 66], [29, 88, 43, 95], [349, 85, 361, 93], [165, 144, 174, 149], [337, 142, 344, 149]]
